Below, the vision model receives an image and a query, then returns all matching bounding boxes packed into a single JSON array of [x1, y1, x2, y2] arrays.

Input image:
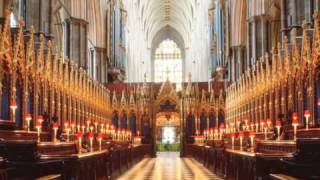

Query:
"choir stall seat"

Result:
[[277, 138, 320, 179]]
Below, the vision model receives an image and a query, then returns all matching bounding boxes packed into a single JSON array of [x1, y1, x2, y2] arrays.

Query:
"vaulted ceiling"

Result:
[[137, 0, 197, 48]]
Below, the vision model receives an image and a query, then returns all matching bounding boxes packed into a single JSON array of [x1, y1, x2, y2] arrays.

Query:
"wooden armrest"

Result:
[[270, 173, 299, 180], [40, 154, 76, 161], [34, 174, 61, 180]]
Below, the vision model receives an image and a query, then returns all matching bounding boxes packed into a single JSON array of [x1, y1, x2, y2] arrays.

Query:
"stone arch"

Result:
[[151, 26, 186, 82]]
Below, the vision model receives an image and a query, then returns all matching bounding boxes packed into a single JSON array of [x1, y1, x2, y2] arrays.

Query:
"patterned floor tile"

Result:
[[117, 152, 223, 180]]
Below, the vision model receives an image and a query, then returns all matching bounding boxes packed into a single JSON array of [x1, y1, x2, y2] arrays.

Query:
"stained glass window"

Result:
[[154, 39, 182, 89]]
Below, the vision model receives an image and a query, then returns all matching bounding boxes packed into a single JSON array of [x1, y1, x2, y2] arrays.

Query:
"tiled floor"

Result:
[[117, 152, 223, 180]]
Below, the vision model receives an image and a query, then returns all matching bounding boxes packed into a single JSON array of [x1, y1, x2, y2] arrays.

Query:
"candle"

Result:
[[77, 132, 83, 153], [117, 130, 121, 141], [94, 122, 98, 133], [121, 130, 125, 141], [250, 123, 255, 131], [263, 123, 268, 140], [244, 119, 248, 130], [81, 125, 85, 133], [239, 131, 244, 150], [236, 120, 241, 132], [100, 124, 104, 133], [204, 130, 207, 140], [292, 114, 299, 141], [53, 123, 59, 143], [10, 101, 17, 121], [226, 124, 229, 133], [86, 120, 91, 132], [24, 114, 32, 132], [35, 120, 42, 142], [260, 120, 265, 132], [37, 115, 44, 125], [230, 133, 235, 149], [266, 118, 272, 130], [219, 123, 225, 140], [304, 110, 311, 130], [97, 133, 103, 151], [275, 120, 282, 141], [71, 123, 75, 133], [230, 122, 235, 132], [249, 131, 255, 152], [65, 123, 70, 142], [88, 132, 94, 151], [255, 120, 259, 133], [90, 126, 94, 132]]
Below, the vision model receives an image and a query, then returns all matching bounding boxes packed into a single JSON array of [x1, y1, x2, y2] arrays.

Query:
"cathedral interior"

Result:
[[0, 0, 320, 180]]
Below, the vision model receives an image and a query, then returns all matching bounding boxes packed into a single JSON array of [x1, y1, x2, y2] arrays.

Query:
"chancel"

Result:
[[0, 0, 320, 180]]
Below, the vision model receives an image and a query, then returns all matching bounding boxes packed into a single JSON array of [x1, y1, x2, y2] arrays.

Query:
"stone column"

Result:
[[280, 0, 287, 42], [251, 19, 257, 66], [291, 0, 297, 26], [237, 47, 242, 79], [0, 1, 3, 17], [261, 16, 267, 57]]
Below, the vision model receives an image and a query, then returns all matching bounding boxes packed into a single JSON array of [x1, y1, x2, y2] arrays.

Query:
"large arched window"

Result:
[[154, 39, 182, 88]]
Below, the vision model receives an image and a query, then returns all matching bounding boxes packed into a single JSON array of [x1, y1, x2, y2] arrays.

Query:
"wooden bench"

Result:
[[270, 173, 299, 180], [34, 174, 61, 180]]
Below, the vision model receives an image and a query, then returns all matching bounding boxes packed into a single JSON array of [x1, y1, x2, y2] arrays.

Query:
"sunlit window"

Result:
[[154, 39, 182, 90], [162, 126, 176, 144]]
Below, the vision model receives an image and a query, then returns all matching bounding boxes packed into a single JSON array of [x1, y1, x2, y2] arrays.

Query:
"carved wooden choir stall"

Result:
[[0, 11, 151, 180], [184, 12, 320, 180]]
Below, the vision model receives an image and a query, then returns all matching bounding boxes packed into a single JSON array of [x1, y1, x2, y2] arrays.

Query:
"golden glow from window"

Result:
[[154, 39, 182, 90]]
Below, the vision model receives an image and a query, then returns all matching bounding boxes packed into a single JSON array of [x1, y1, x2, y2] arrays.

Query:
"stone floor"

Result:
[[117, 152, 223, 180]]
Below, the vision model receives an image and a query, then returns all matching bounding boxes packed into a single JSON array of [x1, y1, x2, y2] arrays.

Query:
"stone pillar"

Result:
[[291, 0, 297, 26], [305, 0, 313, 23], [237, 47, 242, 79], [24, 0, 51, 34], [251, 19, 257, 66], [281, 0, 287, 42], [261, 16, 267, 57], [67, 17, 88, 68], [246, 15, 251, 70], [0, 1, 3, 17], [315, 0, 320, 11]]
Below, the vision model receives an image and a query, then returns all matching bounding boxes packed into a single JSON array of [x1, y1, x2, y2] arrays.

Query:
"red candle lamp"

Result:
[[263, 123, 269, 140], [37, 115, 44, 124], [25, 113, 32, 132], [97, 133, 103, 150], [249, 131, 255, 151], [64, 122, 70, 142], [53, 123, 59, 143], [239, 131, 244, 150], [88, 132, 94, 151], [266, 118, 272, 128], [77, 132, 83, 153], [9, 102, 17, 121], [275, 120, 282, 141], [303, 110, 311, 130], [35, 120, 42, 142], [292, 117, 299, 141], [230, 133, 236, 149]]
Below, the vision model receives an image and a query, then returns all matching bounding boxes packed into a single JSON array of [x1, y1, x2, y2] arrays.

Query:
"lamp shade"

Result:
[[276, 120, 282, 127], [249, 131, 255, 137], [239, 131, 244, 137], [304, 110, 311, 117], [25, 114, 32, 121]]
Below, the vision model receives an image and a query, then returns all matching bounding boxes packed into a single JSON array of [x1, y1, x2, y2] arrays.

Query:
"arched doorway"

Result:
[[154, 79, 181, 154]]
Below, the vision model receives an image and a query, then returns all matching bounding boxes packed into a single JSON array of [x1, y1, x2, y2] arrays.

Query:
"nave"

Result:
[[118, 152, 222, 180]]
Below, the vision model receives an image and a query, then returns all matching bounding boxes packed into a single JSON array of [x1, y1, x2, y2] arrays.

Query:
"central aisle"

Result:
[[117, 152, 222, 180]]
